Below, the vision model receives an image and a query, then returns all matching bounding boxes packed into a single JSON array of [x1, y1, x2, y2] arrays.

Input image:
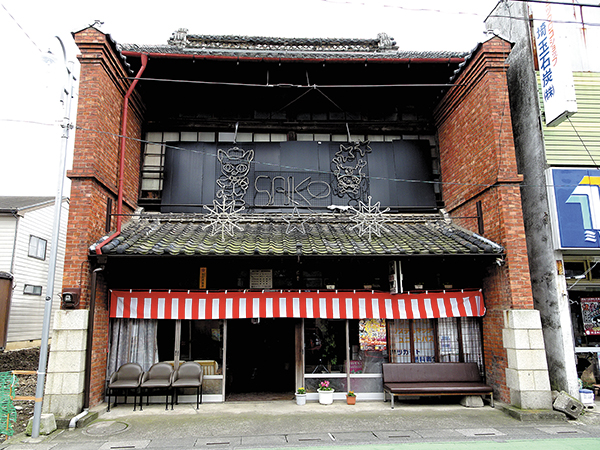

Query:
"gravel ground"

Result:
[[0, 347, 42, 440]]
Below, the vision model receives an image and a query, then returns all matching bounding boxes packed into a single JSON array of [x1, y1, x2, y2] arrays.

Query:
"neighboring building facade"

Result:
[[0, 196, 68, 349], [487, 2, 600, 396], [43, 26, 553, 418]]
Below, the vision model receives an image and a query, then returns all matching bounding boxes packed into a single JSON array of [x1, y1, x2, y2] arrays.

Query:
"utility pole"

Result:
[[31, 36, 77, 439]]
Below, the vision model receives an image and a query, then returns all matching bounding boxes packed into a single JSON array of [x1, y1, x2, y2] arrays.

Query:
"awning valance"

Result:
[[110, 290, 485, 320]]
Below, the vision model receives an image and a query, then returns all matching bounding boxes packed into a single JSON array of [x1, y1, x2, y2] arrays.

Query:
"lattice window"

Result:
[[388, 317, 483, 372]]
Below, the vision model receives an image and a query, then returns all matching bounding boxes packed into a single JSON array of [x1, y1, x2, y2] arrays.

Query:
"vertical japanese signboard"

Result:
[[581, 298, 600, 336], [532, 3, 577, 126], [551, 169, 600, 248]]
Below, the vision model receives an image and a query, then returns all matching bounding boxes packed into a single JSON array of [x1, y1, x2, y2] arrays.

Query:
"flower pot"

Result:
[[346, 395, 356, 405], [318, 389, 334, 405], [295, 393, 307, 406]]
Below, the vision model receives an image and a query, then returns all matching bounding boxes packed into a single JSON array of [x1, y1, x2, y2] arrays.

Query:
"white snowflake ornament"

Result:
[[349, 196, 389, 241], [203, 199, 244, 241]]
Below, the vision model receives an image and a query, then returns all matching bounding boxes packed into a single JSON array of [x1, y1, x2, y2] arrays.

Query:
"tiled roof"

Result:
[[91, 213, 503, 257], [118, 30, 468, 61], [174, 32, 400, 52]]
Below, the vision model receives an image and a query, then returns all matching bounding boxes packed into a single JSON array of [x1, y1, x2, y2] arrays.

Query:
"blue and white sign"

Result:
[[552, 169, 600, 248]]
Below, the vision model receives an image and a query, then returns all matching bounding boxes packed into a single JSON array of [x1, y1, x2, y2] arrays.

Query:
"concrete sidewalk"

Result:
[[4, 398, 600, 449]]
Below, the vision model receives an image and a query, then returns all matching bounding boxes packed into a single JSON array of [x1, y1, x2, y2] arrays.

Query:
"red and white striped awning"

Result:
[[110, 290, 485, 320]]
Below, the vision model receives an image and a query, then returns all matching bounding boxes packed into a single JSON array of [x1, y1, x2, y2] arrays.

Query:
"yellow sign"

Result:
[[199, 267, 207, 289], [359, 319, 387, 351]]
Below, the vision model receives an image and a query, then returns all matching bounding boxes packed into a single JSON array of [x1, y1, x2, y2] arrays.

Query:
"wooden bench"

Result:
[[382, 362, 494, 409]]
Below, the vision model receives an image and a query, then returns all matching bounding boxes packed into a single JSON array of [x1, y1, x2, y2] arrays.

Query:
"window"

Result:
[[23, 284, 42, 295], [389, 317, 484, 372], [28, 236, 47, 260], [304, 318, 388, 393], [565, 261, 586, 280], [305, 319, 347, 374]]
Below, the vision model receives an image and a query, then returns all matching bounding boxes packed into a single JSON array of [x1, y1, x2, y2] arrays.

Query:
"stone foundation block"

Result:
[[506, 348, 548, 371], [42, 393, 84, 417], [460, 395, 484, 407], [26, 414, 56, 436], [504, 309, 542, 330], [553, 390, 584, 419], [52, 329, 87, 351], [510, 388, 553, 410], [47, 349, 86, 373], [52, 309, 88, 331]]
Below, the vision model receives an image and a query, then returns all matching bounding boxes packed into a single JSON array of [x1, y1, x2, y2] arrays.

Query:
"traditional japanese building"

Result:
[[43, 26, 552, 417]]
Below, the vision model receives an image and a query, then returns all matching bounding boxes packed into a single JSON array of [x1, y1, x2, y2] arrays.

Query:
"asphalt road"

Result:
[[4, 398, 600, 449]]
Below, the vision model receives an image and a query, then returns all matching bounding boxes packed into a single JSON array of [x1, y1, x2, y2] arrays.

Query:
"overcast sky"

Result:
[[0, 0, 502, 197]]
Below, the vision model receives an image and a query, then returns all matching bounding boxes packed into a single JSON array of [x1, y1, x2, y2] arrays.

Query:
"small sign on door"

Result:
[[199, 267, 207, 289]]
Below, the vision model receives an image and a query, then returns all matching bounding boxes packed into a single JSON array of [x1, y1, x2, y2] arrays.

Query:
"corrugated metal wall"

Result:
[[541, 72, 600, 166]]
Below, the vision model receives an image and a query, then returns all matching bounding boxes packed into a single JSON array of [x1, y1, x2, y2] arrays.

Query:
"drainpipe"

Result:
[[95, 53, 148, 255], [68, 408, 89, 430], [83, 267, 104, 409], [10, 211, 19, 274]]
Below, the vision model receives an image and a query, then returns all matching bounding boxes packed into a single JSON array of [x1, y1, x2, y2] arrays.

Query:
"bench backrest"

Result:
[[382, 362, 482, 383]]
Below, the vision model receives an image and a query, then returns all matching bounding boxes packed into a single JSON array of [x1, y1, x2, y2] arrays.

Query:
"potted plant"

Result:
[[317, 380, 334, 405], [295, 387, 307, 406], [346, 390, 356, 405]]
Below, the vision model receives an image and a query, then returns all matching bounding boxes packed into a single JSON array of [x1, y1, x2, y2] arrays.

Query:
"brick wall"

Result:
[[435, 37, 535, 403], [63, 27, 143, 407]]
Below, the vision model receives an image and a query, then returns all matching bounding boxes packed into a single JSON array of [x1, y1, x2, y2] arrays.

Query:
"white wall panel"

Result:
[[0, 216, 17, 273], [6, 201, 68, 343]]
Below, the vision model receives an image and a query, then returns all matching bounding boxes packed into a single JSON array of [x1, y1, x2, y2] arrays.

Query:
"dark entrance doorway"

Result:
[[226, 318, 295, 399]]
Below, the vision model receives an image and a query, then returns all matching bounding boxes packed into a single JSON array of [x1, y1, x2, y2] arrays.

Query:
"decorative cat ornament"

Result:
[[216, 147, 254, 204]]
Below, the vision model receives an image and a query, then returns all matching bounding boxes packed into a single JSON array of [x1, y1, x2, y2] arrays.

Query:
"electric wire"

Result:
[[121, 76, 462, 89], [489, 13, 600, 27], [0, 118, 56, 127], [508, 0, 600, 8], [567, 116, 600, 169], [321, 0, 600, 12], [318, 0, 600, 27], [73, 124, 598, 191], [568, 260, 600, 290], [0, 2, 42, 53], [3, 0, 598, 193]]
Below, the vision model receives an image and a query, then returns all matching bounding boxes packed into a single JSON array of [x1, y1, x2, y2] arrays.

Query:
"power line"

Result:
[[320, 0, 484, 16], [0, 2, 43, 53], [0, 118, 56, 127], [489, 13, 600, 26], [319, 0, 600, 27], [322, 0, 600, 13], [73, 124, 597, 191], [515, 0, 600, 8], [567, 116, 600, 169], [122, 76, 460, 89]]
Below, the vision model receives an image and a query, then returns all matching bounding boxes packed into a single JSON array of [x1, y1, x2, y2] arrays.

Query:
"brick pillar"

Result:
[[45, 26, 144, 417], [434, 37, 552, 409]]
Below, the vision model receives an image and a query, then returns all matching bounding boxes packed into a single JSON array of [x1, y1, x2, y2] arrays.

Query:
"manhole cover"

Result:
[[456, 428, 505, 437], [84, 421, 129, 436]]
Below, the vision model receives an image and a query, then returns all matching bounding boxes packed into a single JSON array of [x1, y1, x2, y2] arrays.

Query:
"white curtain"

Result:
[[388, 320, 411, 363], [107, 319, 159, 376], [461, 317, 484, 372], [438, 318, 460, 362]]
